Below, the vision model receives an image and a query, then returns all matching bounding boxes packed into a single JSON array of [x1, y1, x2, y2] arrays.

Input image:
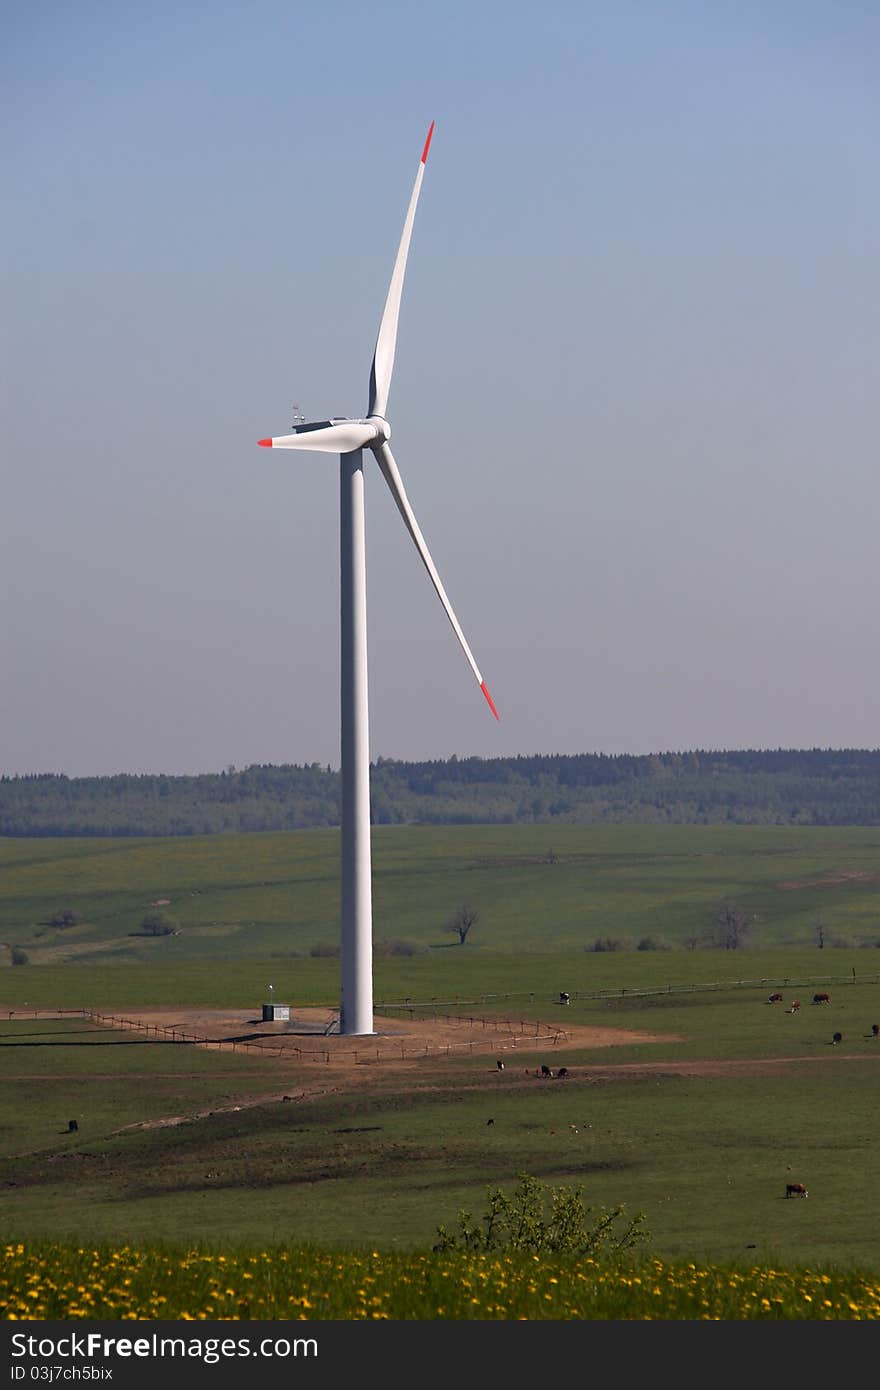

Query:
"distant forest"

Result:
[[2, 749, 880, 836]]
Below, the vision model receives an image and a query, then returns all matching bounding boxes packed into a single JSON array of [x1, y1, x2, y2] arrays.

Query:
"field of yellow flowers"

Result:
[[2, 1243, 879, 1320]]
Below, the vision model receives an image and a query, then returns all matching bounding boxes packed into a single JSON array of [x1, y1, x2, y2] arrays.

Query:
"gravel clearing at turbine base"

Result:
[[94, 1004, 676, 1065]]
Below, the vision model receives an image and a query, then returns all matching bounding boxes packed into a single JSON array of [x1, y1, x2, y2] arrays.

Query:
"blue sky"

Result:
[[3, 1, 879, 775]]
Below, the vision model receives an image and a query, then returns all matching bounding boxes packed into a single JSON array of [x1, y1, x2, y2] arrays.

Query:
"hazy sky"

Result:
[[3, 1, 879, 776]]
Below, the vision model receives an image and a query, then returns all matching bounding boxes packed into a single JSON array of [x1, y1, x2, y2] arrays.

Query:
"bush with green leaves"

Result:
[[433, 1173, 650, 1258]]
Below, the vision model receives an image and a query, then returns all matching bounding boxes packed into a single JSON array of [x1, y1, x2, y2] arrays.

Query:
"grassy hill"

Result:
[[1, 822, 879, 979]]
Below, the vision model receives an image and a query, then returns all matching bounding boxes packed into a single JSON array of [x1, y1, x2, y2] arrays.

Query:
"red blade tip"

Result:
[[480, 681, 500, 721], [421, 121, 435, 165], [257, 438, 273, 448]]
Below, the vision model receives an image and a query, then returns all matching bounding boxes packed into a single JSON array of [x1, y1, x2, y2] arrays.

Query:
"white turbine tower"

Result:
[[258, 123, 498, 1036]]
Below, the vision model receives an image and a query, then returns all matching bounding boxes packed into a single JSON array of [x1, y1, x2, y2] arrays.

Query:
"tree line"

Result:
[[2, 748, 880, 837]]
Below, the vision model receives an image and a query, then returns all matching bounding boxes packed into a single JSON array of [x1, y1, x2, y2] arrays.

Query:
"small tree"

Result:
[[711, 901, 751, 950], [447, 903, 479, 945], [813, 917, 827, 950], [11, 947, 29, 966]]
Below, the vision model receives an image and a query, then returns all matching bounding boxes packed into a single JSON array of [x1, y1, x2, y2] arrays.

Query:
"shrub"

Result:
[[10, 947, 29, 966], [434, 1173, 650, 1258], [586, 936, 631, 952], [47, 909, 80, 929], [136, 913, 177, 937], [637, 935, 671, 951], [373, 938, 425, 957]]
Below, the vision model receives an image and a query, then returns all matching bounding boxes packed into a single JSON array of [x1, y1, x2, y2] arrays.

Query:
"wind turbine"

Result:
[[258, 123, 498, 1036]]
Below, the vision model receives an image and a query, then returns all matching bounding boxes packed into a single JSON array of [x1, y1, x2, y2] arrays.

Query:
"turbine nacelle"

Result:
[[258, 417, 388, 453]]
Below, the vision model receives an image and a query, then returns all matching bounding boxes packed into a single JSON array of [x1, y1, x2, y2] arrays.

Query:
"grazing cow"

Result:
[[786, 1183, 808, 1199], [768, 992, 784, 1003], [540, 1064, 554, 1078], [496, 1059, 505, 1071], [832, 1032, 842, 1045], [559, 992, 571, 1006], [67, 1119, 78, 1133], [556, 1067, 569, 1078], [787, 1000, 801, 1013], [813, 992, 831, 1004], [872, 1024, 879, 1037]]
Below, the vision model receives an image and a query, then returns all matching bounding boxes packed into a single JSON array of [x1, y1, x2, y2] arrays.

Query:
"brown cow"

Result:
[[787, 1000, 801, 1013], [768, 992, 784, 1003], [786, 1183, 808, 1199], [813, 992, 830, 1004]]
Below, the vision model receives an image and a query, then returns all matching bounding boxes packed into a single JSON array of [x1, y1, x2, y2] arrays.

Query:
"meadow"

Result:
[[2, 823, 880, 970], [3, 1242, 879, 1320], [1, 822, 880, 1319]]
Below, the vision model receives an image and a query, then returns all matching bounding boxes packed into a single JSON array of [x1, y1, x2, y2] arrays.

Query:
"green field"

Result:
[[3, 1005, 879, 1270], [1, 823, 880, 1294], [2, 824, 880, 972]]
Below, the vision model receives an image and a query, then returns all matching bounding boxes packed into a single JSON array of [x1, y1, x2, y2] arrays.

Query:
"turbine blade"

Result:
[[367, 122, 434, 421], [372, 439, 499, 720], [257, 420, 379, 454]]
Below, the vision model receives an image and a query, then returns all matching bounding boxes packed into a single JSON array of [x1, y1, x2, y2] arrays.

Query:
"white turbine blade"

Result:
[[372, 439, 499, 720], [258, 420, 379, 454], [367, 122, 434, 421]]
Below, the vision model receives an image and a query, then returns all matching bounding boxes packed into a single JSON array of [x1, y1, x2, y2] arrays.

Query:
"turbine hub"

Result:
[[367, 415, 391, 443]]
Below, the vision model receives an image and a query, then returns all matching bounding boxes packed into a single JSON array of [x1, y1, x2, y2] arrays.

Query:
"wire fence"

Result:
[[377, 970, 880, 1012]]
